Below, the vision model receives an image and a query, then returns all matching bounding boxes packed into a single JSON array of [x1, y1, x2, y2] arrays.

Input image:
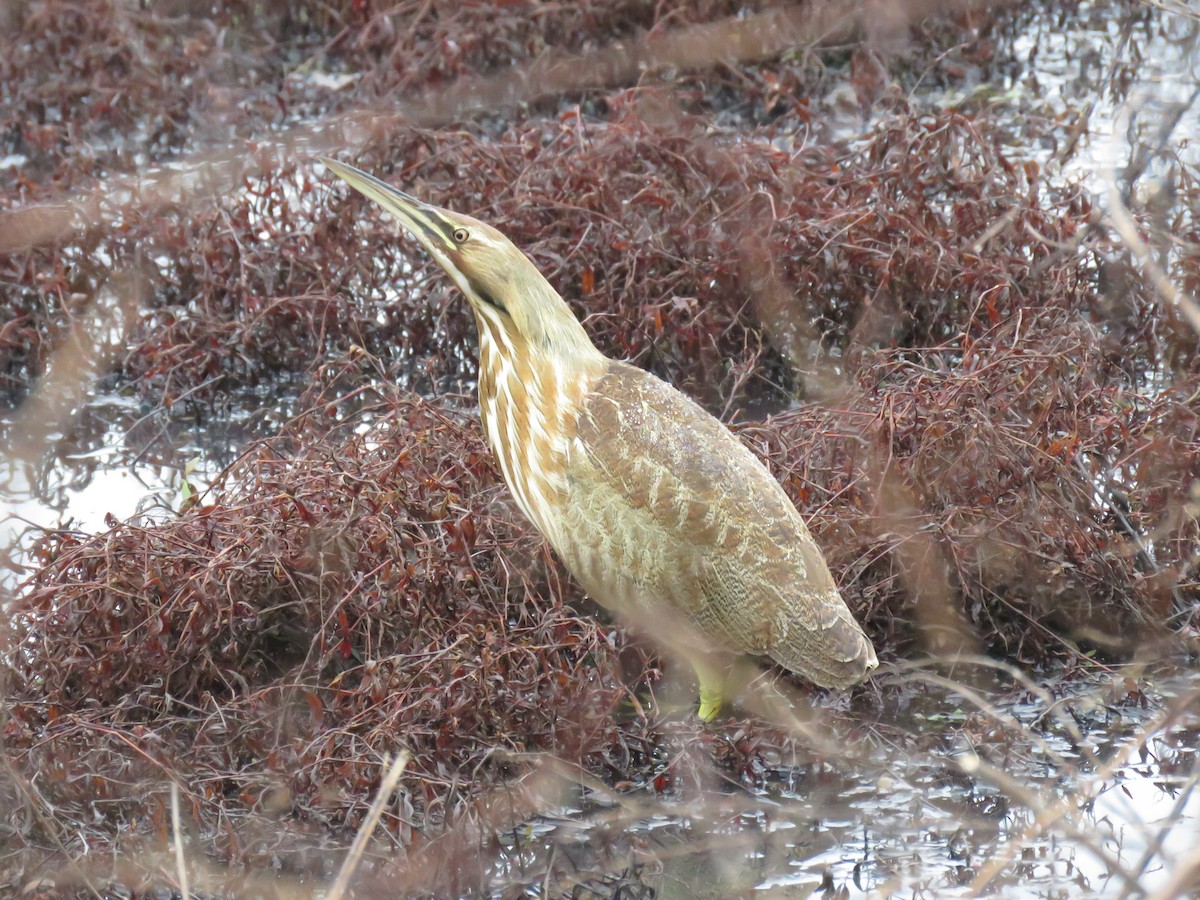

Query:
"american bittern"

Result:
[[323, 159, 877, 720]]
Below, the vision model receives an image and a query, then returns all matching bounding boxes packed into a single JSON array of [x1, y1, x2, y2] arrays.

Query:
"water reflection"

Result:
[[0, 387, 287, 596], [479, 673, 1200, 897]]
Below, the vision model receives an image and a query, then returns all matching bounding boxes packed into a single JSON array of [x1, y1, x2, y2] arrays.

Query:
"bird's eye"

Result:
[[452, 227, 469, 243]]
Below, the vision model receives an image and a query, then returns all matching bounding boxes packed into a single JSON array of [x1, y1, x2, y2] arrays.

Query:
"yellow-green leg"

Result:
[[694, 658, 727, 722]]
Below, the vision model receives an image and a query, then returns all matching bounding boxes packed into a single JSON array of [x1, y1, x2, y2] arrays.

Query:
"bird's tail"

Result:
[[770, 596, 878, 689]]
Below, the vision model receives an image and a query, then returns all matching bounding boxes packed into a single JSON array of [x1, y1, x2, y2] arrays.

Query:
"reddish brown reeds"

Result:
[[4, 359, 642, 889]]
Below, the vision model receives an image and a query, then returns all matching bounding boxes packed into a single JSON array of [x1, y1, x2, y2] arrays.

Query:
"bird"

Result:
[[322, 158, 878, 720]]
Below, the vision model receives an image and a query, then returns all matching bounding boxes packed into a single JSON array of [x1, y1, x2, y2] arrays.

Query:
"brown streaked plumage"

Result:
[[323, 158, 878, 720]]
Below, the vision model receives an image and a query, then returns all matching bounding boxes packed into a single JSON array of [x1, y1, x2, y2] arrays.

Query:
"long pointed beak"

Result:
[[321, 157, 457, 258]]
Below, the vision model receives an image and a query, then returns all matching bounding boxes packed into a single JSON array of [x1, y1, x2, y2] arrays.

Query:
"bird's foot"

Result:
[[696, 674, 725, 722]]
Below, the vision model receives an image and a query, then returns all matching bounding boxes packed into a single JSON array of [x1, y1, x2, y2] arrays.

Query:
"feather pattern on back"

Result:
[[555, 360, 876, 688]]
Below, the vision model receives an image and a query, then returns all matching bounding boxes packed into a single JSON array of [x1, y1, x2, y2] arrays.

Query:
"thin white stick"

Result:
[[327, 751, 412, 900], [170, 782, 190, 900]]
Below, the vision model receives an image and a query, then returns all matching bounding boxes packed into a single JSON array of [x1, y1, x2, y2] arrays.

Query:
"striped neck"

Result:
[[474, 304, 595, 544]]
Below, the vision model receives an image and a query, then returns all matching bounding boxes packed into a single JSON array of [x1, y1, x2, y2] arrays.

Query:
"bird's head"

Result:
[[323, 158, 599, 361]]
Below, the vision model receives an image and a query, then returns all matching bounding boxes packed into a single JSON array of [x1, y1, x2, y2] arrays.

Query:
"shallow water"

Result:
[[488, 671, 1200, 897], [0, 386, 286, 594]]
